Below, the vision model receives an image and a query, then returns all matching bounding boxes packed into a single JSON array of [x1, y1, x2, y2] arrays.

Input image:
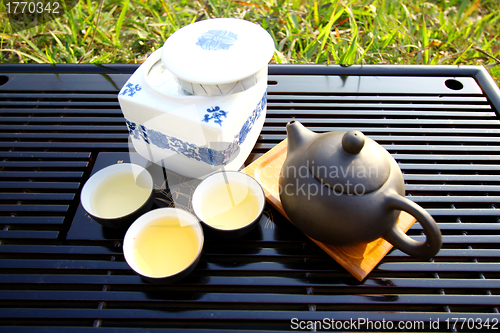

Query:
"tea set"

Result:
[[82, 18, 442, 283]]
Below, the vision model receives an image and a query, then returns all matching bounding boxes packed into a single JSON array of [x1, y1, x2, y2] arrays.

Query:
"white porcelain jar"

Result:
[[118, 18, 275, 178]]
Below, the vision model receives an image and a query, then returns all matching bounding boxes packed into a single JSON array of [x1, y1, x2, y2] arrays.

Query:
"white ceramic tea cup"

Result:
[[192, 171, 265, 238], [123, 208, 204, 283], [81, 163, 154, 228]]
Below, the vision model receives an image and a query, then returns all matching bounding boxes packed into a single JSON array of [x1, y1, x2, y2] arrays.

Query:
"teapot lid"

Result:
[[161, 18, 275, 86], [306, 130, 391, 195]]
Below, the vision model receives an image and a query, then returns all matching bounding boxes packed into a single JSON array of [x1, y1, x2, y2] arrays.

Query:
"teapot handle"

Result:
[[384, 192, 442, 259]]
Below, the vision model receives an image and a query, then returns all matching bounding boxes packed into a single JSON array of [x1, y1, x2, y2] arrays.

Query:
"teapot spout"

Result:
[[286, 120, 318, 153]]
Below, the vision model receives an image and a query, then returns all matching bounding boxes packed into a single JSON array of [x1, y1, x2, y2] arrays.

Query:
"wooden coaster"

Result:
[[243, 139, 416, 281]]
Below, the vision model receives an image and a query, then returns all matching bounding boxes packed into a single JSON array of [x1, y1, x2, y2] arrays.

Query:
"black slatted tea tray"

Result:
[[0, 64, 499, 332]]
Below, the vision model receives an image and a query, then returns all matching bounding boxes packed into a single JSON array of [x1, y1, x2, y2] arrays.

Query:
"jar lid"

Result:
[[161, 18, 275, 86]]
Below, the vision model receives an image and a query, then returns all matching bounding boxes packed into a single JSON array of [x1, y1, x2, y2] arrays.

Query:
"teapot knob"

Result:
[[342, 130, 365, 154]]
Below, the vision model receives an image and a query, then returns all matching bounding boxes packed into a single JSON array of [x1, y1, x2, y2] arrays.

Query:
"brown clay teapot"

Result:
[[279, 120, 442, 259]]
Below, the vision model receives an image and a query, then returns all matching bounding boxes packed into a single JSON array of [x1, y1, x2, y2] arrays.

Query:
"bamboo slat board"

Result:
[[243, 139, 416, 281]]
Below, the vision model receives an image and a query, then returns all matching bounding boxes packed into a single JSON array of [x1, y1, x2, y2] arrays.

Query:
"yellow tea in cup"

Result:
[[91, 171, 151, 219], [132, 216, 199, 278], [123, 208, 203, 281], [192, 171, 265, 235], [199, 181, 261, 230], [81, 163, 154, 228]]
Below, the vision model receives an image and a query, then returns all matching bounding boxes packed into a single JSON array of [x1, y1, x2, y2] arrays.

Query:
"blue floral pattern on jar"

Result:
[[124, 90, 267, 166], [202, 106, 228, 126], [196, 30, 237, 51], [119, 82, 142, 97]]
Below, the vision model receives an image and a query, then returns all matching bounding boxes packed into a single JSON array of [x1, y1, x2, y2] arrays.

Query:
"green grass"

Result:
[[0, 0, 499, 84]]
